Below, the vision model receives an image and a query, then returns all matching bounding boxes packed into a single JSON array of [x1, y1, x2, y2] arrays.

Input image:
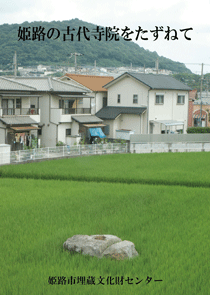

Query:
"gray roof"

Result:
[[104, 72, 192, 91], [0, 116, 38, 125], [96, 106, 147, 120], [11, 77, 89, 93], [0, 77, 36, 91], [72, 115, 103, 124]]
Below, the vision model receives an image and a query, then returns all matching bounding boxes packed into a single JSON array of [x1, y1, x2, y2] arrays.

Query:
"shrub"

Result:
[[56, 141, 65, 146], [79, 139, 85, 145], [187, 127, 210, 133]]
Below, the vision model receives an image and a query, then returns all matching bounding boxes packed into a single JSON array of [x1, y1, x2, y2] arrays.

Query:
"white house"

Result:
[[0, 76, 104, 148], [1, 73, 191, 149], [12, 77, 103, 147], [95, 72, 191, 138], [0, 77, 40, 150], [60, 74, 114, 114]]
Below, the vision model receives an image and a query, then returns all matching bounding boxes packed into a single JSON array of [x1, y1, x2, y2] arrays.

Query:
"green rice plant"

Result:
[[1, 152, 210, 188], [1, 178, 209, 295]]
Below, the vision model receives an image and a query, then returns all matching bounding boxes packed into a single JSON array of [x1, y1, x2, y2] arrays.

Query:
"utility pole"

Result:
[[94, 60, 96, 75], [206, 77, 209, 98], [200, 63, 204, 126], [156, 58, 159, 74], [13, 51, 17, 77], [68, 52, 83, 74]]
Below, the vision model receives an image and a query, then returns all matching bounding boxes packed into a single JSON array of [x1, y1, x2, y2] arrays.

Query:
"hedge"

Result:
[[187, 127, 210, 133]]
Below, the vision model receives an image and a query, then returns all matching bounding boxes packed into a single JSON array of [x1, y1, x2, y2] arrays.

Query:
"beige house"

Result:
[[96, 72, 191, 138]]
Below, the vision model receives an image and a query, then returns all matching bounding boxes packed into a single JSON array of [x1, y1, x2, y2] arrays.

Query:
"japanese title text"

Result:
[[18, 26, 193, 42]]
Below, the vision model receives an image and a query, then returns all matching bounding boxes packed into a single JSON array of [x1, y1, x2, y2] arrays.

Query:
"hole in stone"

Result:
[[94, 235, 106, 240]]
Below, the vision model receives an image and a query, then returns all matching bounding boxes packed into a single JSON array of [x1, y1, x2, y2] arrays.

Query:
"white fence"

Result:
[[130, 142, 210, 153], [0, 144, 10, 165], [0, 143, 128, 165], [1, 141, 210, 165]]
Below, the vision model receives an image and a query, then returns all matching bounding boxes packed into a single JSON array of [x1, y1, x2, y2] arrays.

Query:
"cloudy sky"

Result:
[[1, 0, 210, 74]]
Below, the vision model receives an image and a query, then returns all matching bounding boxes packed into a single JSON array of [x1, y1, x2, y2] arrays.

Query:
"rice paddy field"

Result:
[[0, 152, 210, 295]]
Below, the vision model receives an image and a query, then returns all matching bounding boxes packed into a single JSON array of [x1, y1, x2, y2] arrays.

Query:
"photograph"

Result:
[[0, 1, 209, 294]]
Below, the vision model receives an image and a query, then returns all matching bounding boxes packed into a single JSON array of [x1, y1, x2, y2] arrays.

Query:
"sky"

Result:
[[1, 0, 210, 74]]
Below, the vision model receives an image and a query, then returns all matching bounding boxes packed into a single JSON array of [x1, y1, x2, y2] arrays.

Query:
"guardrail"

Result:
[[0, 143, 128, 165], [130, 142, 210, 153]]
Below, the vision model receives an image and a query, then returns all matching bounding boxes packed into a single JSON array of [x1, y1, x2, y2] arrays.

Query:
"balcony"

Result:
[[1, 108, 39, 116], [0, 108, 40, 123], [51, 108, 91, 124], [62, 108, 91, 115]]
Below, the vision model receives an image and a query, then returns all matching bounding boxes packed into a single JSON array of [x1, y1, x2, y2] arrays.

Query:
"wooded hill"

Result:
[[172, 73, 210, 92], [0, 18, 191, 73]]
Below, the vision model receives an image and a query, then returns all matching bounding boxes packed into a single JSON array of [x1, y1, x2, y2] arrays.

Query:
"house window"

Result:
[[59, 99, 64, 109], [66, 129, 71, 136], [177, 95, 185, 104], [117, 94, 121, 103], [194, 118, 199, 127], [155, 94, 164, 104], [64, 100, 74, 109], [2, 99, 14, 115], [133, 94, 138, 104], [104, 125, 110, 135], [16, 99, 21, 108], [103, 97, 107, 108]]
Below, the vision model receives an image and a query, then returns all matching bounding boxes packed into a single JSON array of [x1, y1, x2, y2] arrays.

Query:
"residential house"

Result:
[[60, 74, 114, 114], [0, 77, 40, 150], [12, 77, 103, 147], [59, 74, 115, 142], [0, 76, 103, 149], [1, 73, 192, 150], [95, 72, 191, 138], [193, 93, 210, 127], [188, 89, 197, 127]]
